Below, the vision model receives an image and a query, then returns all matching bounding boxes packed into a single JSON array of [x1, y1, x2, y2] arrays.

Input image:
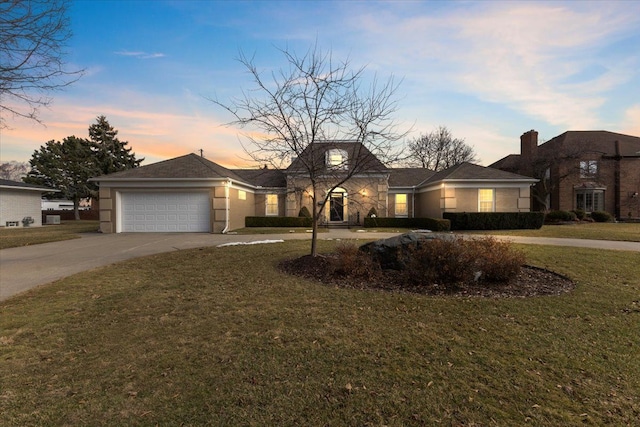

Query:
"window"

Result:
[[576, 190, 604, 212], [326, 149, 348, 170], [580, 160, 598, 178], [395, 194, 408, 217], [266, 194, 278, 216], [238, 190, 246, 200], [478, 189, 495, 212]]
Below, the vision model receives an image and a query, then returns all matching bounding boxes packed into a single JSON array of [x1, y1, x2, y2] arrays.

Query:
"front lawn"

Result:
[[0, 220, 99, 249], [1, 240, 638, 426], [468, 222, 640, 242]]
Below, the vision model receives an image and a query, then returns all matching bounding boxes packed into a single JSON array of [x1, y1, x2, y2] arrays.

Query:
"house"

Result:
[[0, 179, 58, 228], [491, 130, 640, 219], [42, 199, 92, 211], [92, 142, 537, 233]]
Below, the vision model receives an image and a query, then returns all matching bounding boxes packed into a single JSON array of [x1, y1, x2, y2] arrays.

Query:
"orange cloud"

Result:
[[0, 100, 250, 166], [622, 105, 640, 137]]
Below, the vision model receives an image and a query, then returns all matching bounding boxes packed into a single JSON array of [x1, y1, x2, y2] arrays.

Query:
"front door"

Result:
[[329, 193, 344, 222]]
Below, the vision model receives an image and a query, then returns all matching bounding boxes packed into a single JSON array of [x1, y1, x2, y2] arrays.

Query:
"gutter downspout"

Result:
[[412, 186, 416, 218], [614, 141, 621, 219], [221, 179, 231, 234]]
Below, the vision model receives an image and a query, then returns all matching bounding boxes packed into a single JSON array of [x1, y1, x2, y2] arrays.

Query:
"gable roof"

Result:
[[287, 141, 388, 174], [92, 153, 247, 182], [0, 179, 57, 192], [424, 162, 536, 184], [232, 168, 286, 188], [388, 168, 435, 187]]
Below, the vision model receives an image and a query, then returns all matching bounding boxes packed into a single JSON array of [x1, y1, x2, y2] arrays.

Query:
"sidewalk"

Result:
[[485, 235, 640, 252]]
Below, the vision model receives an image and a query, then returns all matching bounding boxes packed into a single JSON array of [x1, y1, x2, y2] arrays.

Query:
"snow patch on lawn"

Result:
[[217, 239, 284, 248]]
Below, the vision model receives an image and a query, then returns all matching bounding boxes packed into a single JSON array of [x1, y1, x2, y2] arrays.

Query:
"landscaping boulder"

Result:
[[359, 232, 456, 270]]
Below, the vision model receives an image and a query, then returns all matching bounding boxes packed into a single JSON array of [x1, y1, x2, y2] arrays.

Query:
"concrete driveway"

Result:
[[0, 230, 397, 301], [1, 230, 639, 302]]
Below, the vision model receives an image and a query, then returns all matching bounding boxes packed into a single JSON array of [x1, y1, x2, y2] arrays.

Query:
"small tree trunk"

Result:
[[73, 198, 80, 220], [311, 195, 318, 257]]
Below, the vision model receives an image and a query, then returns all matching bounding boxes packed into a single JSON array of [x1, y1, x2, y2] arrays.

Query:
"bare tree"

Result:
[[0, 0, 83, 128], [528, 145, 592, 211], [407, 126, 478, 170], [213, 45, 407, 256], [0, 160, 29, 181]]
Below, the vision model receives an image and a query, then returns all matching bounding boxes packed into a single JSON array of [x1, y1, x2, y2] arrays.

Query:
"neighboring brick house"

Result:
[[93, 142, 536, 233], [491, 130, 640, 219]]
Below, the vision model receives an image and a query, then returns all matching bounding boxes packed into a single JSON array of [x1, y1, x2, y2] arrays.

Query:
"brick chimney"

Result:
[[520, 130, 538, 163]]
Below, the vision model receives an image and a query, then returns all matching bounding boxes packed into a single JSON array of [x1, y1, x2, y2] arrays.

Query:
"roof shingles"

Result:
[[94, 154, 246, 181]]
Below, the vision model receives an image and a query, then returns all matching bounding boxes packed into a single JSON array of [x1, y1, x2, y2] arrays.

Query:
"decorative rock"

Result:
[[359, 232, 456, 270]]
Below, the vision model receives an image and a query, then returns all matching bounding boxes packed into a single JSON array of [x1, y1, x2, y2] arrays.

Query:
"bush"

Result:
[[443, 212, 544, 230], [363, 217, 451, 231], [465, 237, 525, 282], [298, 206, 311, 218], [572, 209, 586, 220], [245, 216, 312, 227], [402, 237, 476, 286], [400, 236, 523, 289], [330, 242, 380, 280], [544, 210, 576, 223], [590, 211, 613, 222]]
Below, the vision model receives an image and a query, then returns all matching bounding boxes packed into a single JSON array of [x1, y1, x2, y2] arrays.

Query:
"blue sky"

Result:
[[2, 0, 639, 168]]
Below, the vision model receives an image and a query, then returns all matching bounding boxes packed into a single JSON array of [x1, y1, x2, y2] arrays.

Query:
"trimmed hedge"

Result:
[[572, 209, 586, 220], [245, 216, 312, 227], [443, 212, 544, 230], [298, 206, 311, 218], [545, 210, 576, 222], [363, 217, 451, 231], [590, 211, 613, 222]]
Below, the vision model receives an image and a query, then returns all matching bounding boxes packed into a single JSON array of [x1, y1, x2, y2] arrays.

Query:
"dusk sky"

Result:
[[2, 0, 639, 168]]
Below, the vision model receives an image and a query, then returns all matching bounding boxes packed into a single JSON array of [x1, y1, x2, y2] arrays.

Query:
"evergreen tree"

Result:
[[25, 137, 100, 219], [88, 115, 143, 175], [24, 117, 142, 220]]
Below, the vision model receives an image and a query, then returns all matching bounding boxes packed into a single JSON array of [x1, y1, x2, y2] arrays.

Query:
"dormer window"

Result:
[[327, 149, 348, 170]]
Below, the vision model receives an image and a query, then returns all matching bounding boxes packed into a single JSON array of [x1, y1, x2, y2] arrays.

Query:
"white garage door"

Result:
[[120, 192, 210, 232]]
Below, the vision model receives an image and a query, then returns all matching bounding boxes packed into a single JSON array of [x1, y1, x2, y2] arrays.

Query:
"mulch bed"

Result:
[[279, 254, 575, 298]]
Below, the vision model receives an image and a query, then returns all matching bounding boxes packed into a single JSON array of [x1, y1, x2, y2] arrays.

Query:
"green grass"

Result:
[[1, 240, 638, 426], [0, 220, 99, 249], [466, 222, 640, 242]]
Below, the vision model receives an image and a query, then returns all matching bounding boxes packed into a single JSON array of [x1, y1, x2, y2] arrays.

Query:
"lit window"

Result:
[[580, 161, 598, 178], [576, 190, 604, 212], [266, 194, 278, 216], [478, 189, 495, 212], [395, 194, 408, 217], [326, 149, 348, 170], [238, 190, 246, 200]]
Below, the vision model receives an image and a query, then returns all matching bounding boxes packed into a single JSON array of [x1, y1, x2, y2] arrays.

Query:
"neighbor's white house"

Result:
[[0, 179, 58, 228]]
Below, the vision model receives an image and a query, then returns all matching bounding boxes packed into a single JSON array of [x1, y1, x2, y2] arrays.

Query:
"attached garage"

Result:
[[91, 154, 252, 234], [119, 192, 210, 232]]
